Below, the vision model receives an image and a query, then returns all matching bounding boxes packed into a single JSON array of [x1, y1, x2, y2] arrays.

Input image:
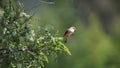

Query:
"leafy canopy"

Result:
[[0, 0, 71, 68]]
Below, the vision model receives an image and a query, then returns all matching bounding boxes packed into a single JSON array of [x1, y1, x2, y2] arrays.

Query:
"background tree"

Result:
[[0, 0, 71, 68]]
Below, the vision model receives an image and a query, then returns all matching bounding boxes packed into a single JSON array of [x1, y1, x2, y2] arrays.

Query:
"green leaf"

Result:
[[40, 61, 44, 67], [59, 42, 71, 55], [39, 52, 49, 63], [63, 45, 72, 55]]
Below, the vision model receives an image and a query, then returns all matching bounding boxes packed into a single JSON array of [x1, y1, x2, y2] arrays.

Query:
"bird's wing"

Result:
[[64, 31, 71, 37]]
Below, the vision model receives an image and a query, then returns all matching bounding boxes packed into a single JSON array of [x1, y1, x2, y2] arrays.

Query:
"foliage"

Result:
[[0, 0, 71, 68]]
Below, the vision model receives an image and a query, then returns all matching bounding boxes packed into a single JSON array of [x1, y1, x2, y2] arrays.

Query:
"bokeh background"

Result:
[[23, 0, 120, 68]]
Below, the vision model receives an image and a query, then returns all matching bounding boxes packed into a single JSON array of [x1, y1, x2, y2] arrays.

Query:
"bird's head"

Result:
[[68, 26, 76, 32], [70, 26, 76, 30]]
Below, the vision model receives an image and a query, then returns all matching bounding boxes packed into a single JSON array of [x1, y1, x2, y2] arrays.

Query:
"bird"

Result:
[[64, 26, 76, 43]]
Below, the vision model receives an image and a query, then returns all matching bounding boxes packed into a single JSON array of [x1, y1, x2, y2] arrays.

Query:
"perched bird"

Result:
[[64, 26, 76, 43]]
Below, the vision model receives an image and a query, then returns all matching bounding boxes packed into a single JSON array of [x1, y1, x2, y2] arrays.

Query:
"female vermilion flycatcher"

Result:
[[64, 26, 76, 43]]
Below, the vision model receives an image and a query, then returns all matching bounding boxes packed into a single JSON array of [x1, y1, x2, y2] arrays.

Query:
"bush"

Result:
[[0, 0, 71, 68]]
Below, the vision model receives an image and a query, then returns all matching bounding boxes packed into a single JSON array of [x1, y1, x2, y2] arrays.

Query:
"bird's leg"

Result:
[[64, 37, 68, 43]]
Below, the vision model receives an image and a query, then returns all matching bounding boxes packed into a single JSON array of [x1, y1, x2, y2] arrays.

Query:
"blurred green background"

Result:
[[23, 0, 120, 68]]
